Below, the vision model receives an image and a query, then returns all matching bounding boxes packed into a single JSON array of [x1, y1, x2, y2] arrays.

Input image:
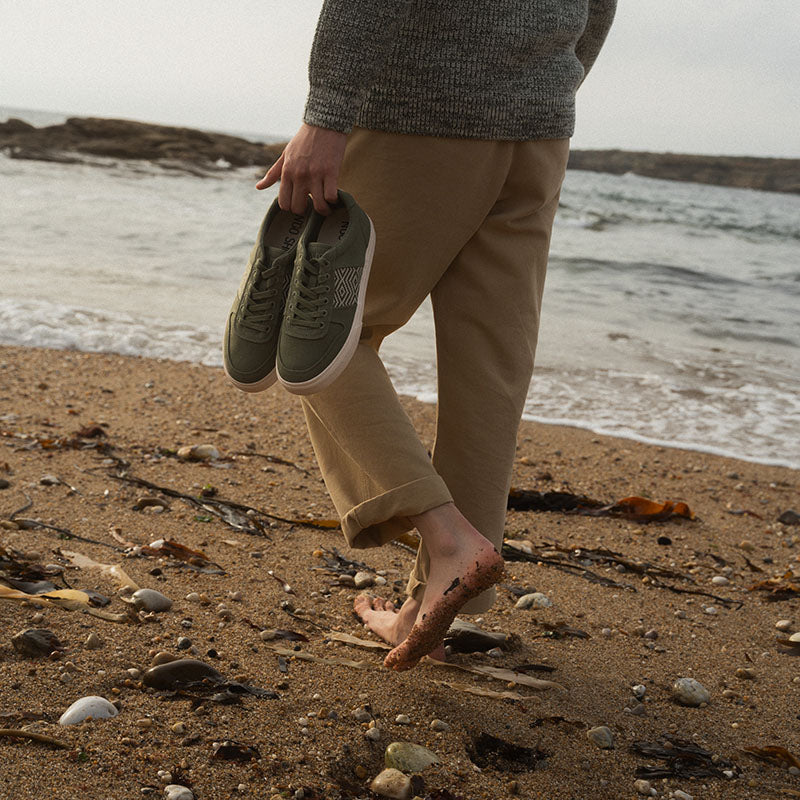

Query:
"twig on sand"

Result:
[[0, 729, 70, 749]]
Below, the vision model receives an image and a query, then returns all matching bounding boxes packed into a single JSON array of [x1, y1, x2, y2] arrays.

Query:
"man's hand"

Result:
[[257, 123, 348, 215]]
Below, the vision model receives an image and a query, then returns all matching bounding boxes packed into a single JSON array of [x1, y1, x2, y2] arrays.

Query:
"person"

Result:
[[257, 0, 616, 671]]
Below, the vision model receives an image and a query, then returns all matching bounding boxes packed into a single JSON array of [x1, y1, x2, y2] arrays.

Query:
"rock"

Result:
[[634, 778, 652, 795], [384, 742, 439, 772], [789, 632, 800, 644], [515, 592, 552, 609], [394, 714, 411, 725], [152, 651, 179, 666], [353, 571, 374, 589], [429, 719, 450, 732], [775, 619, 793, 632], [673, 791, 693, 800], [632, 684, 646, 699], [40, 474, 60, 485], [369, 768, 412, 800], [737, 539, 755, 552], [365, 727, 382, 741], [11, 628, 64, 657], [59, 695, 119, 725], [587, 726, 615, 749], [702, 606, 718, 615], [177, 636, 192, 650], [164, 786, 194, 800], [84, 632, 103, 650], [177, 444, 219, 462], [735, 667, 756, 680], [143, 659, 223, 690], [352, 707, 372, 723], [711, 576, 729, 586], [445, 618, 508, 653], [0, 478, 10, 489], [132, 588, 173, 612], [671, 677, 710, 706], [778, 509, 800, 525]]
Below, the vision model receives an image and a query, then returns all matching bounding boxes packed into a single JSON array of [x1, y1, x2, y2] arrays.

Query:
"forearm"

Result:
[[303, 0, 416, 132], [575, 0, 617, 84]]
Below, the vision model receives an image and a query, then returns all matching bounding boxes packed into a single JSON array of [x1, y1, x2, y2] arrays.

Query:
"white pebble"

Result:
[[369, 768, 412, 800], [634, 779, 651, 795], [671, 677, 710, 707], [702, 605, 718, 615], [672, 791, 693, 800], [353, 571, 375, 589], [430, 719, 450, 732], [394, 714, 411, 725], [775, 619, 792, 632], [711, 576, 729, 586], [515, 592, 552, 609], [59, 696, 119, 725], [632, 684, 646, 699], [364, 726, 382, 741], [164, 786, 194, 800], [132, 588, 173, 612]]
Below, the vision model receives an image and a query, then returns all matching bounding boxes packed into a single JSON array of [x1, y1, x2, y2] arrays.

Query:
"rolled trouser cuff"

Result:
[[342, 475, 452, 549]]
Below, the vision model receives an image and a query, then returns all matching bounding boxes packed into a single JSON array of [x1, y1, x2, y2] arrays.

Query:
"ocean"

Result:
[[2, 106, 799, 468]]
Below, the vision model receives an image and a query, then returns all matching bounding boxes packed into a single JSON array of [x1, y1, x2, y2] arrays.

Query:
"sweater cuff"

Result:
[[303, 84, 365, 134]]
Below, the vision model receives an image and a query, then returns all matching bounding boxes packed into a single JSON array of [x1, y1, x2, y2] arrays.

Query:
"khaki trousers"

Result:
[[300, 128, 569, 612]]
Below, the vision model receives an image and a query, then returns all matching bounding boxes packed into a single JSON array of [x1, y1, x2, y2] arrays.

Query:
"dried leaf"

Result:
[[61, 550, 140, 590], [262, 643, 368, 669], [429, 659, 566, 692], [748, 571, 800, 601], [432, 680, 524, 701], [741, 745, 800, 769], [328, 631, 391, 650], [591, 496, 694, 522], [140, 539, 224, 574], [508, 488, 603, 512]]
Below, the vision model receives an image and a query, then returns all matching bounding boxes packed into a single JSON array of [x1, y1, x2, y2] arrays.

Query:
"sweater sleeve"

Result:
[[303, 0, 416, 133], [575, 0, 617, 83]]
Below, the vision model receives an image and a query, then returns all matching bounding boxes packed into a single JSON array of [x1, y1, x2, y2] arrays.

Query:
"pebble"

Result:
[[177, 637, 192, 650], [84, 632, 103, 650], [671, 677, 710, 706], [132, 589, 173, 612], [59, 695, 119, 725], [365, 727, 382, 741], [171, 722, 186, 734], [515, 592, 552, 609], [775, 619, 793, 632], [737, 539, 755, 552], [711, 576, 730, 586], [352, 707, 372, 723], [353, 571, 375, 589], [152, 651, 179, 666], [789, 632, 800, 644], [369, 768, 412, 800], [632, 684, 646, 699], [587, 725, 615, 749], [136, 718, 154, 729], [177, 444, 219, 462], [11, 628, 64, 657], [164, 786, 194, 800], [384, 742, 439, 772], [735, 667, 756, 680], [394, 714, 411, 725], [143, 659, 223, 690], [702, 606, 718, 615], [430, 719, 450, 732], [672, 791, 693, 800], [634, 779, 652, 795]]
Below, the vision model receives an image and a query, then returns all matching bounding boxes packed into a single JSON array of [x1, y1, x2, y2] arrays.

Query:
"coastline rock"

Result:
[[12, 628, 64, 657], [587, 725, 615, 749], [369, 768, 412, 800]]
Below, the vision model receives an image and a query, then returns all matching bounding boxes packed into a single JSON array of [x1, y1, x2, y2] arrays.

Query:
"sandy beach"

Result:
[[1, 344, 799, 800]]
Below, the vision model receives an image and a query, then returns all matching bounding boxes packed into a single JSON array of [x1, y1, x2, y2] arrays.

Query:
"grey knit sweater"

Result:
[[303, 0, 616, 141]]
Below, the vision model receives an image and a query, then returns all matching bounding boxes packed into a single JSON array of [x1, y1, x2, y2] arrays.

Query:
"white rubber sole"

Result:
[[223, 365, 277, 393], [278, 218, 376, 396]]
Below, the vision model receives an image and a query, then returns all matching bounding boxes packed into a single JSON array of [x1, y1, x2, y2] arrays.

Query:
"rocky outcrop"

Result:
[[2, 116, 798, 193], [0, 116, 283, 172], [567, 149, 800, 194]]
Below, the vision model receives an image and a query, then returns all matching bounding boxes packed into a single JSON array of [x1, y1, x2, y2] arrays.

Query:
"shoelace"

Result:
[[289, 256, 330, 329], [240, 252, 290, 333]]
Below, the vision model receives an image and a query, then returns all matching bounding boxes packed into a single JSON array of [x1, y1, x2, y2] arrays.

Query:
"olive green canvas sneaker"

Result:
[[276, 191, 375, 395], [223, 198, 311, 392]]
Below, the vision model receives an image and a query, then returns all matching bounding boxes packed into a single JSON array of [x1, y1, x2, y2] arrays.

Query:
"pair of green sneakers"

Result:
[[223, 191, 375, 395]]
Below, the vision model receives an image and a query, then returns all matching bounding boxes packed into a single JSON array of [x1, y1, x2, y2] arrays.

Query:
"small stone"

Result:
[[352, 707, 372, 723], [143, 659, 223, 690], [84, 632, 103, 650], [136, 718, 154, 729], [177, 444, 219, 462], [132, 589, 173, 612], [632, 684, 646, 699], [429, 719, 450, 732], [369, 768, 412, 800], [228, 590, 243, 602], [671, 677, 710, 706], [778, 509, 800, 526], [365, 727, 382, 741], [702, 606, 718, 615], [171, 722, 186, 734], [354, 765, 368, 780], [672, 790, 693, 800], [152, 651, 178, 666], [674, 610, 687, 619], [30, 612, 45, 624], [353, 571, 375, 589], [164, 786, 194, 800], [177, 637, 192, 650], [735, 667, 756, 680], [634, 779, 651, 795], [775, 620, 793, 632], [12, 628, 64, 657], [711, 576, 729, 586], [515, 592, 552, 609], [486, 647, 504, 658], [394, 714, 411, 725], [384, 742, 440, 772], [59, 696, 119, 725], [587, 725, 615, 749], [737, 539, 755, 552], [643, 629, 658, 640]]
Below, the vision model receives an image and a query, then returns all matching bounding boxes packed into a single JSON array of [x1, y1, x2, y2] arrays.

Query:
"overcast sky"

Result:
[[2, 1, 799, 157]]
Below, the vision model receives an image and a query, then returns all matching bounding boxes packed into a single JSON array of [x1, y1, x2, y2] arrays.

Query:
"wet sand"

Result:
[[1, 344, 799, 800]]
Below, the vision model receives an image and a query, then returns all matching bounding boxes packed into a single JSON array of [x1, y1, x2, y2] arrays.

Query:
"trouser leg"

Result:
[[300, 128, 514, 548], [405, 138, 570, 612]]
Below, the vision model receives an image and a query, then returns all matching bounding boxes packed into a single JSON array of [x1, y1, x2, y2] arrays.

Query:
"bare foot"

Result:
[[353, 595, 446, 661], [384, 505, 505, 672]]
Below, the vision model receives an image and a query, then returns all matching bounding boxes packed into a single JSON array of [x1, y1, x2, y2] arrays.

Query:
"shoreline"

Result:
[[1, 344, 799, 800]]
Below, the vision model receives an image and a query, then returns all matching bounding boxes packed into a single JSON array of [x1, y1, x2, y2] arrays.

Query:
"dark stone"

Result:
[[0, 478, 10, 489], [142, 658, 223, 689], [11, 628, 64, 657], [778, 510, 800, 526]]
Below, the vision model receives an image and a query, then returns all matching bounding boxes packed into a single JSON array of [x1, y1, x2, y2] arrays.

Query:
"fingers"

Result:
[[256, 153, 283, 190]]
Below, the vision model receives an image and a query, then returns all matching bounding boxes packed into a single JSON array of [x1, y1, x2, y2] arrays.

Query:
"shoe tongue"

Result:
[[266, 245, 289, 263], [306, 241, 332, 259]]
